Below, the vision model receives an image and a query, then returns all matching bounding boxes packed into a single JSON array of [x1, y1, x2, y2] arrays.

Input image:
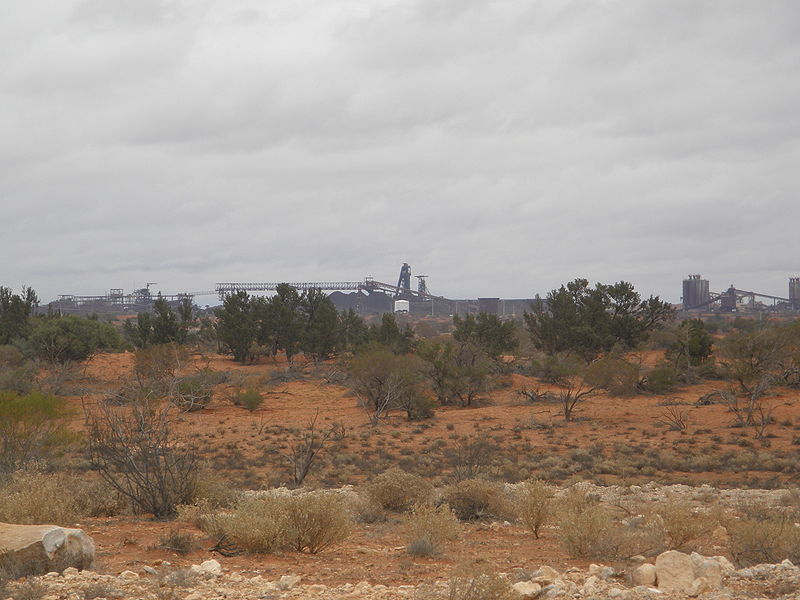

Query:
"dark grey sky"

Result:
[[2, 0, 799, 303]]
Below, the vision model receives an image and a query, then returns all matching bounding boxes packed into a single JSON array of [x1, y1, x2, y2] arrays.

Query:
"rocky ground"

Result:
[[7, 553, 800, 600]]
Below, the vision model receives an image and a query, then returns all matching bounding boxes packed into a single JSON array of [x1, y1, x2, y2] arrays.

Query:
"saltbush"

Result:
[[195, 491, 352, 555], [514, 480, 554, 539], [405, 503, 461, 556], [231, 389, 263, 412], [442, 479, 512, 521], [366, 468, 433, 512], [557, 488, 622, 559]]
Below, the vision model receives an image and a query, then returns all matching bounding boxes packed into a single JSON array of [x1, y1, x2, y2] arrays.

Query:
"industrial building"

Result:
[[681, 274, 800, 313]]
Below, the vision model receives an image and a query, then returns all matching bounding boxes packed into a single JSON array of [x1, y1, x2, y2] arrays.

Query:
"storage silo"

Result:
[[682, 274, 710, 310], [790, 277, 800, 309]]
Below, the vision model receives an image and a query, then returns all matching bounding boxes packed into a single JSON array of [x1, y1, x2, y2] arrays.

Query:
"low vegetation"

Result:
[[186, 491, 352, 555], [405, 503, 461, 556]]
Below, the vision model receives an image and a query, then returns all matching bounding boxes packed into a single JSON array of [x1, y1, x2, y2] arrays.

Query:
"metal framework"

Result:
[[55, 290, 195, 310], [215, 278, 444, 301], [688, 287, 792, 311]]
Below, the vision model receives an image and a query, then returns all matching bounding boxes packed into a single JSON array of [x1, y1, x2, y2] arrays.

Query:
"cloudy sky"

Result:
[[2, 0, 799, 304]]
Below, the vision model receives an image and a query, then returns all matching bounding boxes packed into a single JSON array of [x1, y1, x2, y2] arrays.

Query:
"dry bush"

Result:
[[349, 494, 387, 524], [86, 401, 198, 519], [0, 543, 91, 580], [192, 467, 239, 508], [217, 496, 288, 554], [652, 498, 716, 551], [0, 471, 125, 525], [514, 480, 554, 539], [204, 492, 352, 555], [176, 499, 226, 539], [82, 582, 123, 600], [585, 355, 640, 397], [0, 391, 78, 472], [282, 491, 353, 553], [366, 468, 433, 512], [557, 488, 623, 559], [442, 479, 512, 521], [448, 564, 515, 600], [726, 502, 800, 566], [5, 580, 48, 600], [133, 344, 186, 388], [156, 530, 197, 556], [405, 503, 461, 556]]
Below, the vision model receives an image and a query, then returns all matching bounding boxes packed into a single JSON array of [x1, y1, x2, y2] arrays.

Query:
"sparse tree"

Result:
[[301, 289, 339, 363], [30, 315, 119, 364], [524, 279, 673, 360], [452, 312, 518, 362], [85, 401, 198, 519], [349, 346, 432, 423], [269, 284, 305, 362], [0, 286, 38, 345], [214, 291, 256, 363], [285, 411, 339, 486]]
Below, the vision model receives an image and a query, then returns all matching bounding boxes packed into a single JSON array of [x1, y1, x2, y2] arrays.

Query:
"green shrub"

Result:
[[30, 316, 119, 364], [0, 391, 77, 472], [231, 389, 263, 412], [0, 346, 35, 394], [585, 355, 640, 397], [405, 503, 461, 556], [644, 362, 679, 394], [172, 376, 213, 412], [366, 468, 433, 512], [442, 479, 512, 521]]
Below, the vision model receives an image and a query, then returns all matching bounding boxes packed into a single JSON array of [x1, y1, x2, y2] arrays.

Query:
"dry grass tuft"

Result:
[[514, 480, 554, 539], [366, 468, 433, 512], [405, 503, 461, 556], [0, 471, 125, 526], [448, 564, 516, 600], [557, 488, 623, 559], [186, 491, 352, 555], [442, 479, 512, 521]]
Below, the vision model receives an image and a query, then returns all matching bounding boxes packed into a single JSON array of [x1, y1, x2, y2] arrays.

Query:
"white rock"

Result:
[[119, 570, 138, 580], [190, 559, 222, 577], [582, 575, 600, 594], [512, 581, 542, 598], [655, 550, 695, 593], [0, 522, 95, 575], [687, 577, 709, 597], [715, 557, 734, 573], [695, 559, 722, 588], [632, 564, 657, 587], [279, 574, 302, 590], [532, 566, 560, 585]]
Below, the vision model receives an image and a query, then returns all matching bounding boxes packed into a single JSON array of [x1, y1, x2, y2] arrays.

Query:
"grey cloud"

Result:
[[2, 0, 799, 303]]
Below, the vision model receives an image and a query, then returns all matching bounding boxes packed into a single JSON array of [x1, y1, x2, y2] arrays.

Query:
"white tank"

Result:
[[394, 300, 410, 313]]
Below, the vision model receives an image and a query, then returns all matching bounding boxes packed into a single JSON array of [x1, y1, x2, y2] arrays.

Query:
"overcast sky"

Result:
[[2, 0, 799, 304]]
